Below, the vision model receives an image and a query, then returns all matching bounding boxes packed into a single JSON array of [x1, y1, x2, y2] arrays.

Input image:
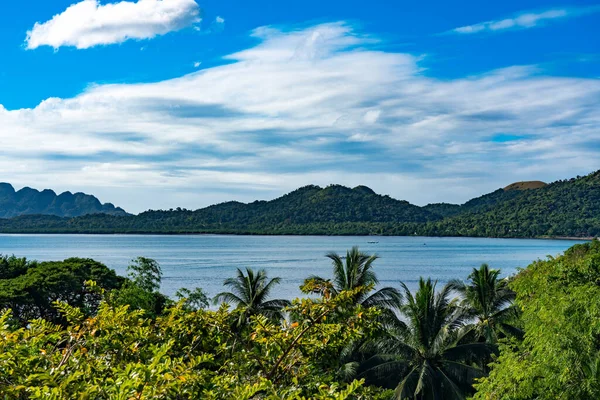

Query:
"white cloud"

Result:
[[26, 0, 201, 50], [451, 6, 600, 34], [206, 15, 225, 33], [348, 133, 374, 142], [363, 110, 381, 124], [194, 15, 225, 35], [2, 22, 600, 212], [193, 61, 202, 68]]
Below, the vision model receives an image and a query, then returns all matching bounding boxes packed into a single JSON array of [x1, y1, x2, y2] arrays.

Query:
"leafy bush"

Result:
[[474, 240, 600, 399]]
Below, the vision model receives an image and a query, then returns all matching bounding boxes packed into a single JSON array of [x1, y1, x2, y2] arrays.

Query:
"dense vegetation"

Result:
[[474, 239, 600, 399], [0, 170, 599, 237], [0, 183, 128, 218], [1, 240, 598, 398], [424, 171, 600, 238]]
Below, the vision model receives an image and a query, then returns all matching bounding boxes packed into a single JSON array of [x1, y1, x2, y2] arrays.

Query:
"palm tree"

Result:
[[448, 264, 519, 344], [214, 268, 290, 327], [304, 247, 401, 310], [359, 278, 492, 400]]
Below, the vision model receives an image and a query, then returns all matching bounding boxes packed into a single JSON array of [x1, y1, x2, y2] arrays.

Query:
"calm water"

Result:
[[0, 235, 586, 300]]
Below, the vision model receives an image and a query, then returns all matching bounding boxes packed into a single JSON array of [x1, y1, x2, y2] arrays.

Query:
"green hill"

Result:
[[422, 171, 600, 238]]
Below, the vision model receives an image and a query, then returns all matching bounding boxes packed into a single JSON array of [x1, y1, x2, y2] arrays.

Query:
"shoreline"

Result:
[[0, 231, 594, 241], [537, 236, 596, 241]]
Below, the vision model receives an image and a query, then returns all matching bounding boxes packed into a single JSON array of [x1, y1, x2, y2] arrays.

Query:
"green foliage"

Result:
[[426, 171, 600, 238], [0, 256, 123, 325], [0, 254, 33, 279], [175, 287, 209, 311], [360, 278, 493, 399], [127, 257, 162, 292], [2, 242, 599, 399], [473, 239, 600, 399], [448, 264, 519, 344], [214, 267, 291, 327], [109, 258, 170, 318], [304, 247, 401, 311], [0, 287, 390, 399]]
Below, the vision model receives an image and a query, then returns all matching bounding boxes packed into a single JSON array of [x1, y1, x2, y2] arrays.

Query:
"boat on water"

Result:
[[367, 241, 379, 244]]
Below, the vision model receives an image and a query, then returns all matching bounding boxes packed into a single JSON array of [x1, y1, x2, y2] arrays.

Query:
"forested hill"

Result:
[[0, 183, 129, 218], [423, 180, 548, 218], [186, 184, 441, 225], [422, 171, 600, 238], [0, 171, 599, 237]]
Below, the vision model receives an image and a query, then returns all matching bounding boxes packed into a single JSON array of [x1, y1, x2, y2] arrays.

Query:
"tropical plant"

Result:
[[474, 240, 600, 399], [448, 264, 519, 344], [304, 247, 401, 310], [0, 256, 123, 325], [0, 292, 390, 399], [214, 267, 290, 326], [127, 257, 162, 292], [176, 287, 210, 310], [109, 257, 170, 318], [360, 278, 492, 399]]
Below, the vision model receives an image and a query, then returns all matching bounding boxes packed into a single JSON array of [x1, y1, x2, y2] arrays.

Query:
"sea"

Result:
[[0, 234, 587, 300]]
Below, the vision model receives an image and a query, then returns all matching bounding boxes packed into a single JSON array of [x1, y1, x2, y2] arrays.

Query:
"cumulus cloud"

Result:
[[3, 22, 600, 212], [450, 6, 600, 34], [26, 0, 201, 50]]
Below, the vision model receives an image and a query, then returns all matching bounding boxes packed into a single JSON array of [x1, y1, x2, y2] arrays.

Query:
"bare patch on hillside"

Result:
[[504, 181, 547, 191]]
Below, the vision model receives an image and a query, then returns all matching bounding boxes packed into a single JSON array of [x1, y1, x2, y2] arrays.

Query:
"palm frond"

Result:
[[260, 298, 291, 311], [498, 322, 524, 339], [327, 251, 347, 291], [337, 361, 360, 382], [491, 304, 519, 322], [438, 366, 469, 400], [255, 275, 282, 304], [393, 367, 420, 400], [359, 355, 412, 389], [440, 360, 486, 387], [377, 308, 409, 333], [213, 291, 246, 307], [361, 286, 402, 309], [370, 338, 418, 360], [442, 342, 495, 365], [447, 278, 467, 294]]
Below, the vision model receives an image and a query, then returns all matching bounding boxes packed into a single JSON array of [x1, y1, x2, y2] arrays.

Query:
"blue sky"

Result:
[[0, 0, 599, 212]]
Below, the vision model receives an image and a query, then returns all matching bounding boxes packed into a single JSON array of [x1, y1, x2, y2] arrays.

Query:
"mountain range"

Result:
[[0, 170, 598, 238], [0, 183, 129, 218]]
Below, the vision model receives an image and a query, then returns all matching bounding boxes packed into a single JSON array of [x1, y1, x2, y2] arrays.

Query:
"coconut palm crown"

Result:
[[304, 246, 401, 310], [359, 278, 493, 400], [448, 263, 519, 343], [214, 267, 290, 326]]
